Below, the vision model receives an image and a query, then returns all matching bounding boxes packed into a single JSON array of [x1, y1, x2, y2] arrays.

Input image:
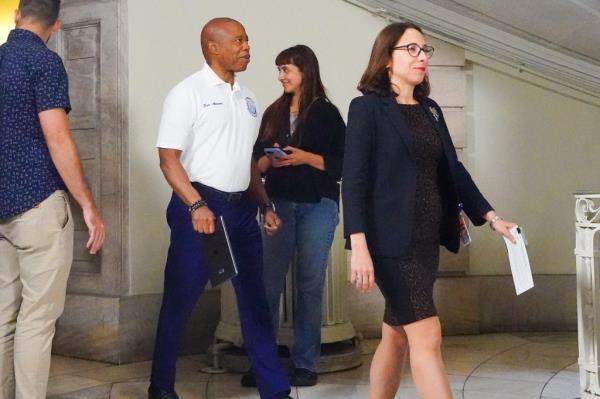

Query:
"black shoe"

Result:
[[148, 386, 180, 399], [290, 367, 318, 387], [240, 369, 257, 387]]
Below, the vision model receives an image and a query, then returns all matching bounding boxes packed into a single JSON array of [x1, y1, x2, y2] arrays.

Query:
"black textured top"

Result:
[[254, 98, 346, 204], [399, 103, 443, 233]]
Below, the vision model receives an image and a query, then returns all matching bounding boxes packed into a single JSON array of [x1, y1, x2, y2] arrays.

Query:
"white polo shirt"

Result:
[[156, 63, 259, 192]]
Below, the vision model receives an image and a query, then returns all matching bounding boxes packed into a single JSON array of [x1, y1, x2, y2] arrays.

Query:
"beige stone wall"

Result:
[[467, 62, 600, 275]]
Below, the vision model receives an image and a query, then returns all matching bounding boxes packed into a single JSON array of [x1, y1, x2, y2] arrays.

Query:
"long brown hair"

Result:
[[258, 45, 329, 144], [358, 22, 430, 98]]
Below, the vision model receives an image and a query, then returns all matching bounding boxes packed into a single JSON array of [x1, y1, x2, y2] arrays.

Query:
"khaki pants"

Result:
[[0, 191, 73, 399]]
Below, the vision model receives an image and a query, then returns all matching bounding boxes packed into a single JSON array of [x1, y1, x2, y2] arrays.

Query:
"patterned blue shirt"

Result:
[[0, 29, 71, 219]]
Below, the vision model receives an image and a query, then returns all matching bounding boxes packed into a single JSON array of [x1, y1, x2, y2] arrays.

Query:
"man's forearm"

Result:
[[46, 135, 95, 209], [159, 149, 201, 207], [257, 155, 271, 174], [39, 108, 97, 210], [160, 161, 202, 206], [40, 108, 106, 254], [248, 160, 270, 205]]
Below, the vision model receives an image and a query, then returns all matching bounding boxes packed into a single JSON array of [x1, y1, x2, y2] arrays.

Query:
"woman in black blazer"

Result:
[[342, 23, 516, 399]]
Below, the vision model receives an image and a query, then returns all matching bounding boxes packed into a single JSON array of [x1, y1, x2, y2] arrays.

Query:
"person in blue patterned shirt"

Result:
[[0, 1, 106, 398]]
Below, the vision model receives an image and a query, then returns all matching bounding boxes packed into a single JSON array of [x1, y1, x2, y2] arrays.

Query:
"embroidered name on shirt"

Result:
[[202, 102, 224, 108]]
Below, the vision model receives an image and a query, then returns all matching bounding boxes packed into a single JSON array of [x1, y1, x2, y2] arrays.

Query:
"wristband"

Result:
[[189, 199, 207, 214], [260, 201, 276, 215], [489, 215, 502, 231]]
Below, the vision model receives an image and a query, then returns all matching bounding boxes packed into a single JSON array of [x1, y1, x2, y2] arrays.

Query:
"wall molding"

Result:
[[343, 0, 600, 98], [467, 51, 600, 107]]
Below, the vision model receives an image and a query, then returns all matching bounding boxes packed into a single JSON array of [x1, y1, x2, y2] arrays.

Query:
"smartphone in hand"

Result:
[[264, 147, 288, 157]]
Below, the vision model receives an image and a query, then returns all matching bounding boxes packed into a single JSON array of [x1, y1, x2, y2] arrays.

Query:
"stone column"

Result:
[[575, 193, 600, 398]]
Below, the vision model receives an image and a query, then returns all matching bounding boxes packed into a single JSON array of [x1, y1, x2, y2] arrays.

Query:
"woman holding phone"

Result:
[[342, 22, 517, 398], [249, 44, 345, 387]]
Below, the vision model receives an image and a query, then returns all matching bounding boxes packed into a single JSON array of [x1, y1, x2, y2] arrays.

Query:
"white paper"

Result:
[[503, 226, 534, 295]]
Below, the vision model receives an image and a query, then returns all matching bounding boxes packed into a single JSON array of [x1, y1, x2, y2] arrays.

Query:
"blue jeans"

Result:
[[262, 197, 339, 372], [150, 186, 290, 399]]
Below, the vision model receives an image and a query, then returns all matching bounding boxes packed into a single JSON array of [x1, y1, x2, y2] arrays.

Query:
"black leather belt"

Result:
[[192, 182, 245, 203]]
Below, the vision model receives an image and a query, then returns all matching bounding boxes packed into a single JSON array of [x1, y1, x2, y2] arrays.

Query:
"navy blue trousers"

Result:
[[150, 185, 290, 399]]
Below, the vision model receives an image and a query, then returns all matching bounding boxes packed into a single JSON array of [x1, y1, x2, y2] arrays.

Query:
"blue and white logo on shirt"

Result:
[[245, 97, 257, 117]]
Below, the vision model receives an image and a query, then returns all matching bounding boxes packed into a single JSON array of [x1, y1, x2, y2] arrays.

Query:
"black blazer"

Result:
[[342, 93, 493, 257]]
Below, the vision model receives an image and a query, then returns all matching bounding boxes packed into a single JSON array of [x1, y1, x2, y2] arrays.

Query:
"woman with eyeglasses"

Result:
[[342, 22, 517, 398], [247, 44, 345, 387]]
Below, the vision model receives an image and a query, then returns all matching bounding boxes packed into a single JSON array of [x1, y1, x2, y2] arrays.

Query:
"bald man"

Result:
[[149, 18, 292, 399]]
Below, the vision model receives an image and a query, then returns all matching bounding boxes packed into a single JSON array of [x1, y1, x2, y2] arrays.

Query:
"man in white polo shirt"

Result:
[[149, 18, 291, 399]]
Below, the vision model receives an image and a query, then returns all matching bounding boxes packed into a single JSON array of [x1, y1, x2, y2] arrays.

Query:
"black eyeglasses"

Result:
[[393, 43, 434, 59]]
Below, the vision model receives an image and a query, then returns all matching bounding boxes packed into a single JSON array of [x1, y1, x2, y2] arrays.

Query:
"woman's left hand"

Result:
[[491, 218, 518, 244], [271, 146, 323, 170], [276, 146, 308, 166]]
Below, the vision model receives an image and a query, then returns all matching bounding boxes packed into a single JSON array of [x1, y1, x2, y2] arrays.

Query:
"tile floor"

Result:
[[47, 332, 580, 399]]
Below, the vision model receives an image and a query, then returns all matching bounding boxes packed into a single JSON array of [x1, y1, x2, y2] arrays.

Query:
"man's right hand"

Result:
[[82, 205, 106, 255], [263, 209, 281, 236], [192, 206, 216, 234]]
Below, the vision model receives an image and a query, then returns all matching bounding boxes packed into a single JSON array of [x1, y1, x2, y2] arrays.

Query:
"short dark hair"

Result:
[[18, 0, 61, 29], [358, 22, 431, 98]]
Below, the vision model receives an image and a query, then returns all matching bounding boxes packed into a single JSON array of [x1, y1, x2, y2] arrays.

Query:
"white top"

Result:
[[156, 63, 260, 192]]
